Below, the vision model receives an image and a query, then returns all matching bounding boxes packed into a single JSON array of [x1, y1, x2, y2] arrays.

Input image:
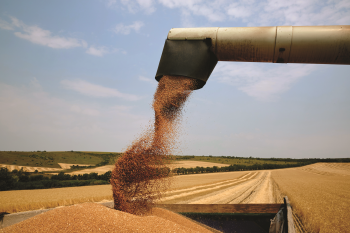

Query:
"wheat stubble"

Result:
[[110, 75, 196, 214]]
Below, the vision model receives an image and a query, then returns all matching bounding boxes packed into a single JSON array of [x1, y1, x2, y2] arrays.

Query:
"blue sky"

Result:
[[0, 0, 350, 158]]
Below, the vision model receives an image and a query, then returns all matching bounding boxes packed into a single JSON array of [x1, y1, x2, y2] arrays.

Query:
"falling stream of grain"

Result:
[[110, 75, 196, 214]]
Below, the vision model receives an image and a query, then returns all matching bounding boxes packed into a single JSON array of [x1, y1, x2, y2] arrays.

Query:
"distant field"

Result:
[[169, 161, 230, 169], [176, 155, 299, 166], [0, 151, 121, 169], [69, 165, 115, 175], [0, 164, 63, 173], [271, 163, 350, 233], [0, 162, 98, 173], [1, 152, 345, 173], [66, 161, 231, 175]]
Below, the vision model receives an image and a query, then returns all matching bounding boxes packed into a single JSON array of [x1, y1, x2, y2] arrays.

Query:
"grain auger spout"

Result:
[[155, 26, 350, 89]]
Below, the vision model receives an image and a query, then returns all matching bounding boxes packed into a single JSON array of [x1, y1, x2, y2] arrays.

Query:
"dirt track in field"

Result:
[[158, 171, 277, 205]]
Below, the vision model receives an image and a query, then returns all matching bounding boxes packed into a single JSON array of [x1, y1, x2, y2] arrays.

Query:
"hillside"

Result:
[[0, 151, 121, 169]]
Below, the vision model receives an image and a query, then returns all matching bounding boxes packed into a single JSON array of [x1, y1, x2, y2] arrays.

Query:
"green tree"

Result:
[[0, 168, 17, 191]]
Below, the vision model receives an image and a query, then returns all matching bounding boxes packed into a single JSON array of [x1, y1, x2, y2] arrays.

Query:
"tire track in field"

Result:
[[161, 171, 276, 204], [187, 171, 273, 204], [158, 172, 258, 204]]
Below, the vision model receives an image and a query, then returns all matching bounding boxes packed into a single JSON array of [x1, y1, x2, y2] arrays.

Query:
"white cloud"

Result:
[[61, 79, 141, 101], [0, 19, 14, 30], [158, 0, 225, 22], [0, 17, 120, 56], [0, 81, 148, 151], [113, 21, 144, 35], [107, 0, 156, 14], [227, 0, 350, 26], [104, 0, 350, 26], [70, 105, 100, 116], [6, 17, 87, 49], [136, 0, 156, 14], [29, 77, 42, 90], [86, 46, 109, 57], [217, 131, 350, 158], [139, 76, 157, 85], [213, 63, 315, 101], [226, 2, 253, 19], [106, 0, 118, 7]]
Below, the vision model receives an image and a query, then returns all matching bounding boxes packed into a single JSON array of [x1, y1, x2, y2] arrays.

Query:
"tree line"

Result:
[[0, 168, 111, 191], [172, 162, 312, 175]]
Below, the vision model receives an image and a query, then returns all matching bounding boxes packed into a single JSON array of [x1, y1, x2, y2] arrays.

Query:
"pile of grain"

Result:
[[1, 203, 211, 233], [111, 76, 196, 214]]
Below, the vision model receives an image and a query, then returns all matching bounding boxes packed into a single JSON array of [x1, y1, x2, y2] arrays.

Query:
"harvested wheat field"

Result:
[[0, 163, 95, 173], [68, 165, 114, 175], [271, 163, 350, 233], [0, 164, 63, 173], [170, 161, 230, 169], [67, 161, 230, 175], [161, 170, 278, 205], [57, 163, 95, 169], [0, 203, 211, 233], [298, 162, 350, 176], [67, 161, 231, 175], [171, 170, 249, 189], [1, 170, 275, 213]]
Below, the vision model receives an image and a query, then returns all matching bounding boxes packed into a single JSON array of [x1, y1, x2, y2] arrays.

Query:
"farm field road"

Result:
[[158, 171, 278, 204]]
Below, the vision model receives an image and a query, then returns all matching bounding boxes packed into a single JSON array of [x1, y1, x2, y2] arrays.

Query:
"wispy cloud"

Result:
[[106, 0, 118, 7], [0, 19, 14, 30], [69, 105, 100, 116], [108, 0, 350, 26], [139, 76, 157, 85], [61, 79, 141, 101], [252, 0, 350, 26], [7, 17, 88, 49], [158, 0, 225, 22], [213, 63, 316, 101], [0, 81, 148, 151], [113, 21, 144, 35], [107, 0, 156, 14], [86, 46, 109, 57], [0, 16, 121, 56]]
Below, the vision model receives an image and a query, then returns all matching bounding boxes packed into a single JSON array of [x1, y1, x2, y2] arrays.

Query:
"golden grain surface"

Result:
[[1, 203, 211, 233], [271, 163, 350, 233]]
